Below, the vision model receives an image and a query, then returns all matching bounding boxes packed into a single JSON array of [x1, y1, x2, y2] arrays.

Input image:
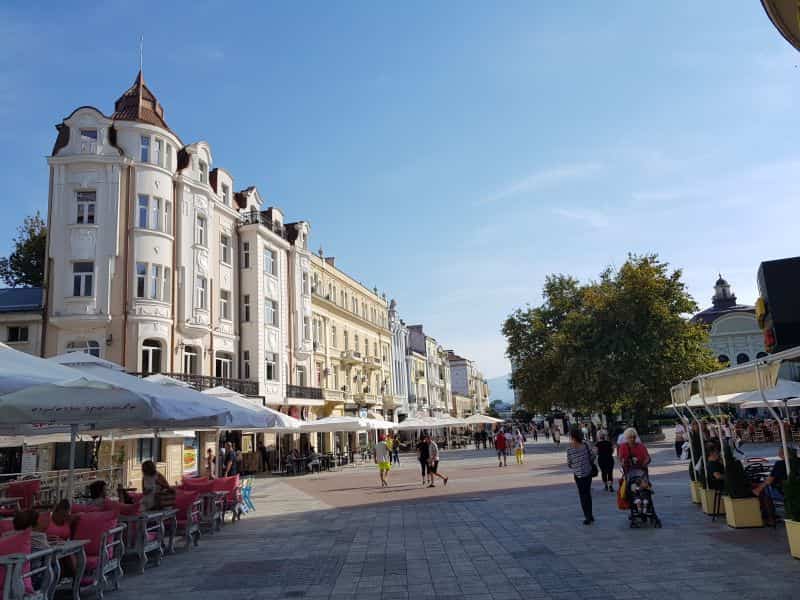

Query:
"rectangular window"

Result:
[[165, 144, 172, 170], [221, 183, 230, 206], [72, 262, 94, 297], [296, 366, 307, 386], [136, 262, 147, 298], [331, 325, 337, 348], [154, 139, 163, 167], [140, 136, 150, 162], [76, 190, 96, 225], [7, 326, 28, 343], [263, 247, 276, 276], [265, 298, 278, 326], [138, 195, 149, 228], [215, 354, 232, 379], [243, 350, 251, 380], [196, 276, 207, 309], [344, 330, 349, 350], [164, 200, 172, 235], [242, 242, 250, 269], [151, 197, 162, 231], [196, 216, 206, 246], [163, 267, 171, 303], [199, 160, 208, 184], [150, 264, 161, 300], [79, 129, 97, 153], [302, 272, 310, 295], [265, 352, 277, 381], [242, 295, 250, 322], [303, 316, 311, 341], [220, 289, 231, 320], [220, 234, 231, 265]]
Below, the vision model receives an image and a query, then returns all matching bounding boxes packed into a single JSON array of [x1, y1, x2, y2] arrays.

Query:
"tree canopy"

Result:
[[502, 254, 718, 429], [0, 212, 46, 288]]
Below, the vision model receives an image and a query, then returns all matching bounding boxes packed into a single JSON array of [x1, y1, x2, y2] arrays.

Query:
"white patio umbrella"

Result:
[[1, 346, 232, 498], [299, 416, 372, 432], [144, 373, 191, 387], [200, 386, 303, 430], [464, 414, 504, 425], [394, 416, 438, 431]]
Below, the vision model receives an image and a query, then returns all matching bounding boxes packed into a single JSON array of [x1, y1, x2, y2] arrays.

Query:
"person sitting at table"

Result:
[[141, 460, 175, 510], [307, 446, 321, 473], [49, 499, 76, 539], [754, 445, 790, 498], [706, 446, 725, 491], [87, 480, 108, 506]]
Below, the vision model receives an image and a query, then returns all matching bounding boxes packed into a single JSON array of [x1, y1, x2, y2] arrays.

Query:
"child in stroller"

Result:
[[618, 428, 662, 528]]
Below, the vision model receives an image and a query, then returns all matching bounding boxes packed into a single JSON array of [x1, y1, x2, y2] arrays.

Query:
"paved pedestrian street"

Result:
[[112, 441, 800, 600]]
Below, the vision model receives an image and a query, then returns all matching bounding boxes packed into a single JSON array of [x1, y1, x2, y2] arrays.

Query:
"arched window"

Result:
[[756, 352, 768, 359], [141, 339, 162, 374], [736, 353, 750, 365], [717, 354, 730, 365], [183, 346, 200, 375], [66, 340, 100, 358]]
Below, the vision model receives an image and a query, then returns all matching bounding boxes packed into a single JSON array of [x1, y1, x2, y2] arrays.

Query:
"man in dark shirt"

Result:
[[706, 447, 725, 492], [416, 438, 430, 486], [755, 446, 788, 496]]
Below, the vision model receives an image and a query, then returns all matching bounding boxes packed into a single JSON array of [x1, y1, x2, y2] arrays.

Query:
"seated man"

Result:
[[754, 446, 788, 499], [706, 446, 725, 492]]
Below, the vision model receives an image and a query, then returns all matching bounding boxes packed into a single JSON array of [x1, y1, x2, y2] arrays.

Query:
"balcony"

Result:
[[131, 372, 259, 396], [286, 384, 324, 400], [363, 356, 381, 370], [340, 350, 362, 365], [238, 208, 287, 239]]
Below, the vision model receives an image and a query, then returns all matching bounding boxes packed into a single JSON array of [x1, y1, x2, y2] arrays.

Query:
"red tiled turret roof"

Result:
[[112, 71, 175, 135]]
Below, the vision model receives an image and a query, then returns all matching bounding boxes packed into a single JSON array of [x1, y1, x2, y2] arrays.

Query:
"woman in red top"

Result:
[[618, 428, 651, 484]]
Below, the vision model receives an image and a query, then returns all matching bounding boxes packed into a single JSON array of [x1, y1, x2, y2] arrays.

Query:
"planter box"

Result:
[[723, 496, 762, 528], [690, 481, 701, 504], [699, 488, 725, 516], [787, 519, 800, 559]]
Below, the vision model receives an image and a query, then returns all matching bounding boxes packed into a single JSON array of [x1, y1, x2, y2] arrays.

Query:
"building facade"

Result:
[[0, 288, 44, 357], [388, 299, 410, 418], [309, 252, 397, 425], [692, 275, 767, 366], [447, 351, 490, 415], [408, 325, 451, 416]]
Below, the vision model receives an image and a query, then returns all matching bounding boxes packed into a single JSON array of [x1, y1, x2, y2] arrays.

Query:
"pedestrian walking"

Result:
[[391, 434, 401, 464], [426, 435, 449, 487], [416, 435, 430, 485], [552, 427, 561, 447], [374, 434, 391, 488], [566, 428, 595, 525], [514, 429, 525, 464], [595, 431, 614, 491], [494, 428, 508, 467], [532, 427, 538, 442]]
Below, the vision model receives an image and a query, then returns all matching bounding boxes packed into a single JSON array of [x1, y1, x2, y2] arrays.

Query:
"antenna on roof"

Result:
[[139, 34, 144, 74]]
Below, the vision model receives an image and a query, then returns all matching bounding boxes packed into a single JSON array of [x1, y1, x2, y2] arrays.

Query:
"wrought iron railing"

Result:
[[286, 384, 324, 400], [238, 208, 287, 239], [131, 372, 259, 396]]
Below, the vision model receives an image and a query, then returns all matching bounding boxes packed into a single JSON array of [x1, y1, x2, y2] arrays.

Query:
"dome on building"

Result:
[[692, 274, 754, 325]]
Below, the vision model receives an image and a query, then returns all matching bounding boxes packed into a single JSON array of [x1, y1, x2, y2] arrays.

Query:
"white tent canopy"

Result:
[[299, 416, 376, 433], [464, 414, 504, 425], [200, 386, 302, 431], [395, 416, 438, 431], [144, 373, 191, 387]]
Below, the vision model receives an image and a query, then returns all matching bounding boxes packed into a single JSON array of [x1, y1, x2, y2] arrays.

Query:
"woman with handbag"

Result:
[[566, 428, 596, 525]]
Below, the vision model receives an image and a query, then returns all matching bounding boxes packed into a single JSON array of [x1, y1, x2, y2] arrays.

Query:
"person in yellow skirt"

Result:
[[374, 434, 392, 488], [514, 429, 526, 464]]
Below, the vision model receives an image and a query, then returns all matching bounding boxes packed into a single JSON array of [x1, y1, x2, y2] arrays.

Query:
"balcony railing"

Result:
[[130, 372, 259, 396], [286, 384, 324, 400], [238, 208, 287, 239]]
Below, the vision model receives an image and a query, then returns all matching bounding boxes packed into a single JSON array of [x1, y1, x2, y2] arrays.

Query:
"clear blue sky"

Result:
[[2, 2, 799, 378]]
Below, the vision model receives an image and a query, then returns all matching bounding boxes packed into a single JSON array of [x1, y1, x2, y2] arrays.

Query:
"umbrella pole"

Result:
[[66, 424, 78, 502]]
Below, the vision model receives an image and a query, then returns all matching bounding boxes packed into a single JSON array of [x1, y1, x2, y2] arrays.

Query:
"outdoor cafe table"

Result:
[[50, 538, 88, 600]]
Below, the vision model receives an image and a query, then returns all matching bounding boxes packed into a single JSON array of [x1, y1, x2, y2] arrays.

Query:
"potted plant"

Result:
[[722, 445, 762, 528], [783, 456, 800, 558]]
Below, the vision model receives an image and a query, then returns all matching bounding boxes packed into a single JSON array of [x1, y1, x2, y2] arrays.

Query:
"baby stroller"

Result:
[[625, 468, 662, 528]]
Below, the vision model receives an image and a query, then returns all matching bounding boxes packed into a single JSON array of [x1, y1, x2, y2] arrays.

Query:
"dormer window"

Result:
[[140, 136, 150, 162], [221, 183, 230, 206], [80, 129, 97, 153], [199, 160, 208, 184]]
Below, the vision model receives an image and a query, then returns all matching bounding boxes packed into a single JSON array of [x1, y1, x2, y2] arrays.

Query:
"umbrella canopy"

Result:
[[464, 414, 504, 425], [144, 373, 191, 387], [299, 416, 373, 432], [395, 416, 438, 430], [200, 386, 301, 430]]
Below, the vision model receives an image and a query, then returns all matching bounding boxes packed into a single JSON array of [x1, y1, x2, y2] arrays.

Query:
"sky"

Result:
[[2, 2, 800, 379]]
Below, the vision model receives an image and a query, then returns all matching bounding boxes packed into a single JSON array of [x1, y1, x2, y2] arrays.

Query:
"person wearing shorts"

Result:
[[494, 428, 507, 467], [426, 435, 448, 487], [374, 434, 391, 488], [416, 436, 430, 485]]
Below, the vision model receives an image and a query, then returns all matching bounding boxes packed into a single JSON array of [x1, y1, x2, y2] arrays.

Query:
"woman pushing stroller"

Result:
[[618, 427, 662, 528]]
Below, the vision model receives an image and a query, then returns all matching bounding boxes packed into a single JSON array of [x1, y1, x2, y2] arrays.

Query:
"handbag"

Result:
[[584, 442, 599, 478], [617, 477, 630, 510]]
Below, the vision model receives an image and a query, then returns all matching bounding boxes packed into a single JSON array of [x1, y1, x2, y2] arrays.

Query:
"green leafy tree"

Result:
[[487, 400, 502, 419], [0, 212, 46, 287], [503, 254, 718, 431]]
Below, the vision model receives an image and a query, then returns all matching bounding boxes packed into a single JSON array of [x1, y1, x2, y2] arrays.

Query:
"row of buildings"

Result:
[[0, 71, 491, 440]]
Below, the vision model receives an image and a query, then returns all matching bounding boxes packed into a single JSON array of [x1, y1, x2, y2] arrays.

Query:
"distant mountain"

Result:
[[487, 374, 515, 405]]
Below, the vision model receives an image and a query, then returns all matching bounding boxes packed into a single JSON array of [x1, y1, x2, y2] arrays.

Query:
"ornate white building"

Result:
[[41, 71, 315, 407], [408, 325, 451, 416], [692, 275, 767, 366], [388, 299, 410, 417], [447, 351, 489, 415]]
